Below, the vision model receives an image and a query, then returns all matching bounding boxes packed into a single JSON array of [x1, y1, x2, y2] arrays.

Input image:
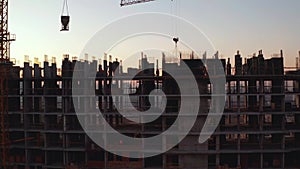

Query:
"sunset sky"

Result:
[[9, 0, 300, 67]]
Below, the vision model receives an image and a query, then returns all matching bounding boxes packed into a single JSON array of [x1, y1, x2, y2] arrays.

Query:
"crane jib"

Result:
[[120, 0, 155, 7]]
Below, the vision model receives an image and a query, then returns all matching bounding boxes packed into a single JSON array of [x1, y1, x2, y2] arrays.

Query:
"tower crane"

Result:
[[0, 0, 15, 168]]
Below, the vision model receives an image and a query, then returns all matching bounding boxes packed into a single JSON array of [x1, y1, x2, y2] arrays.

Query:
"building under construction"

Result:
[[0, 50, 300, 169]]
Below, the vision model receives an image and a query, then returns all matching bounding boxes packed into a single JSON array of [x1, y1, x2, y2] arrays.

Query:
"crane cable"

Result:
[[174, 0, 179, 37], [61, 0, 69, 16], [170, 0, 177, 38], [171, 0, 180, 57]]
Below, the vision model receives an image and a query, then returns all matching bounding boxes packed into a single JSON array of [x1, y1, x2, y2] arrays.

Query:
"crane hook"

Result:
[[173, 37, 179, 47]]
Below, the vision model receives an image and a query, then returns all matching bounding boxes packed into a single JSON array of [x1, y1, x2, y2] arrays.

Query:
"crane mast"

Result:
[[0, 0, 9, 62], [0, 0, 15, 169], [120, 0, 155, 7], [0, 0, 14, 61]]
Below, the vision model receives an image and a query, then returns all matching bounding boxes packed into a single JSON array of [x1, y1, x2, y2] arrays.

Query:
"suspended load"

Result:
[[61, 0, 70, 31]]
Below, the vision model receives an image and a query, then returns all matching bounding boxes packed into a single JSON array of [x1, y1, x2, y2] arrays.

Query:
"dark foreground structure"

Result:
[[0, 50, 300, 169]]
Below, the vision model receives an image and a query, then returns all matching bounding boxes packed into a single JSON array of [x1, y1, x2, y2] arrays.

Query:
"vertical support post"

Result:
[[237, 79, 241, 167], [0, 64, 9, 169], [260, 153, 263, 169]]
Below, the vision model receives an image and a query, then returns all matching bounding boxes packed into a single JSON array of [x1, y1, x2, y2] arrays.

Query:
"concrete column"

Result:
[[282, 153, 285, 168], [259, 80, 264, 112], [23, 62, 32, 168], [260, 153, 263, 169], [34, 63, 42, 112], [216, 135, 220, 166], [228, 81, 231, 109], [23, 62, 32, 112], [237, 153, 241, 167]]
